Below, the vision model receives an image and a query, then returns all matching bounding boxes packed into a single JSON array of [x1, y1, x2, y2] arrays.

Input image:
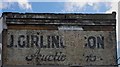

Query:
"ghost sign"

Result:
[[1, 12, 117, 67], [2, 30, 116, 66]]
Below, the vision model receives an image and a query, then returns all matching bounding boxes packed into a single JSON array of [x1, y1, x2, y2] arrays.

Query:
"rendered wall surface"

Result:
[[2, 12, 117, 67]]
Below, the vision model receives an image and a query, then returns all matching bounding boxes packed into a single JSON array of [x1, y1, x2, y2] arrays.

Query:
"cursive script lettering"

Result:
[[25, 51, 66, 62]]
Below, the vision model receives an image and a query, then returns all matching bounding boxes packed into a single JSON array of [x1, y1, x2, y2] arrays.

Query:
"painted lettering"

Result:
[[31, 35, 39, 47], [40, 36, 46, 48], [85, 35, 104, 49], [18, 35, 26, 48], [52, 36, 60, 48], [85, 54, 96, 62], [8, 35, 65, 48], [25, 51, 66, 62], [7, 35, 14, 47], [26, 35, 30, 48], [88, 36, 96, 49], [97, 36, 104, 49]]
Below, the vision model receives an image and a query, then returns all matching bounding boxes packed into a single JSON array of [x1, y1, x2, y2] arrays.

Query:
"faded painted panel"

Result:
[[3, 30, 116, 66]]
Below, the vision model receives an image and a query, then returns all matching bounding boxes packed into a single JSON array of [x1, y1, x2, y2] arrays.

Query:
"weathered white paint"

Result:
[[58, 26, 83, 30], [3, 30, 117, 66]]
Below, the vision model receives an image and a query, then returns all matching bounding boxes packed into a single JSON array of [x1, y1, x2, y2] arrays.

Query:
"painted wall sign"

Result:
[[3, 30, 116, 66]]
